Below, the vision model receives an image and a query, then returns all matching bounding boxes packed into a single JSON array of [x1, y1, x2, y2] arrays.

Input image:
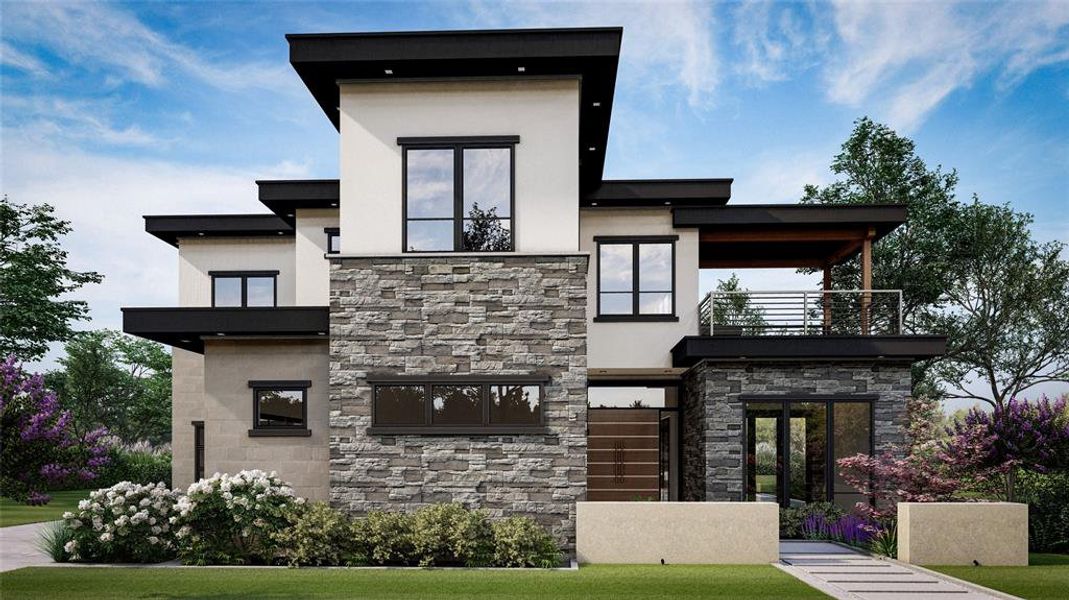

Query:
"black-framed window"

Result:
[[595, 236, 677, 321], [369, 376, 544, 433], [248, 380, 311, 437], [210, 271, 278, 307], [191, 420, 204, 482], [325, 228, 340, 254], [400, 136, 517, 253]]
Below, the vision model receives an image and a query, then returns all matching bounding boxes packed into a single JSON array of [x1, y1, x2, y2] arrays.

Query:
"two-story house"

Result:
[[122, 27, 945, 550]]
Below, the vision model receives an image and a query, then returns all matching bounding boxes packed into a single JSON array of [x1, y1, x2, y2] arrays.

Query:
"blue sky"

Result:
[[2, 1, 1067, 405]]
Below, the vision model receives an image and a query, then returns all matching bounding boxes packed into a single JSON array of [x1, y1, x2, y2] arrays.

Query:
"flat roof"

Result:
[[582, 179, 732, 208], [144, 214, 293, 247], [671, 335, 947, 367], [256, 179, 340, 224], [122, 307, 329, 353], [286, 27, 622, 193]]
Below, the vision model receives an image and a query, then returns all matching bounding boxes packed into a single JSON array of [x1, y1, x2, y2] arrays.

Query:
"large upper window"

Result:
[[400, 136, 516, 253], [595, 236, 677, 321], [248, 380, 311, 437], [210, 271, 278, 307], [369, 377, 544, 433]]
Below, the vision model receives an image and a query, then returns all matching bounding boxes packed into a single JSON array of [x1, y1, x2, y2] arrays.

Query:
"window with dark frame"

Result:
[[210, 271, 278, 307], [595, 236, 677, 320], [370, 378, 544, 432], [400, 136, 516, 253], [325, 228, 340, 254], [248, 380, 311, 437]]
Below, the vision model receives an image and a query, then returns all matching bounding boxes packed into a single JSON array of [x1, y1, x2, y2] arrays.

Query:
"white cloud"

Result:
[[0, 41, 50, 77], [461, 0, 718, 108], [4, 95, 162, 147], [731, 0, 827, 85], [2, 2, 296, 94], [731, 150, 832, 204]]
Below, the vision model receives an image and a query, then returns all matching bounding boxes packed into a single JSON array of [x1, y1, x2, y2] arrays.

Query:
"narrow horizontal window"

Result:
[[370, 378, 545, 432]]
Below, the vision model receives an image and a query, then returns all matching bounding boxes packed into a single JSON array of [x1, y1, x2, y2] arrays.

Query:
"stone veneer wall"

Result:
[[680, 360, 911, 501], [328, 254, 588, 549]]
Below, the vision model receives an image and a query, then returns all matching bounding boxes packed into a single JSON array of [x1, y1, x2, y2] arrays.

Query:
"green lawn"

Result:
[[0, 565, 830, 600], [0, 490, 91, 528], [931, 554, 1069, 600]]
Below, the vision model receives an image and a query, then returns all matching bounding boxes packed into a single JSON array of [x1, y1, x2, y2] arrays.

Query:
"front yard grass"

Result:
[[0, 564, 830, 599], [0, 490, 91, 528], [930, 554, 1069, 600]]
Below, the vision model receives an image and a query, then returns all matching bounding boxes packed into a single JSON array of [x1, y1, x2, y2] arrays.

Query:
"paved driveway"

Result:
[[0, 521, 56, 573]]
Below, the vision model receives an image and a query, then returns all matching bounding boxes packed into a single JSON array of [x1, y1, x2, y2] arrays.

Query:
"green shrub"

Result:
[[869, 520, 898, 558], [1017, 470, 1069, 552], [410, 503, 493, 567], [37, 521, 74, 563], [780, 502, 845, 539], [357, 510, 416, 566], [491, 516, 562, 568], [172, 470, 302, 565], [63, 481, 180, 563], [272, 502, 366, 567]]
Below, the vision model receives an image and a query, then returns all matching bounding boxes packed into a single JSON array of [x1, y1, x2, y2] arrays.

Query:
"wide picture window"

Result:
[[370, 378, 543, 433]]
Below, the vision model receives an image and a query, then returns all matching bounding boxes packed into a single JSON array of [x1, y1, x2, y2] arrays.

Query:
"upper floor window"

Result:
[[399, 136, 517, 253], [595, 236, 677, 321], [325, 228, 340, 254], [210, 271, 277, 307], [248, 380, 311, 437]]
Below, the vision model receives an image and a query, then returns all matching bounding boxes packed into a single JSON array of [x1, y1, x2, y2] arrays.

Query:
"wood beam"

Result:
[[825, 239, 865, 266], [699, 258, 826, 269], [861, 227, 874, 334], [699, 227, 870, 243], [823, 264, 833, 331]]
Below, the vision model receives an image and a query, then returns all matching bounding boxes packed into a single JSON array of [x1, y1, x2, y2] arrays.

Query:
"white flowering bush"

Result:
[[170, 470, 304, 565], [63, 481, 180, 563]]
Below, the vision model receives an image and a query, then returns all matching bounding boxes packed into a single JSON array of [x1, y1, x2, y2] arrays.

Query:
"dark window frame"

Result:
[[209, 270, 279, 308], [248, 379, 312, 437], [368, 374, 547, 435], [594, 235, 678, 322], [399, 136, 518, 253], [191, 420, 204, 481], [324, 227, 340, 255]]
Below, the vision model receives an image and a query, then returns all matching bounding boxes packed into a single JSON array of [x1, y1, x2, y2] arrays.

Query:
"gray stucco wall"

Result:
[[680, 360, 911, 501], [328, 254, 588, 548]]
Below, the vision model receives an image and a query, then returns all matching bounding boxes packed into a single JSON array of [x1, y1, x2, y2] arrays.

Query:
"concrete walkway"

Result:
[[777, 541, 1015, 600], [0, 521, 56, 573]]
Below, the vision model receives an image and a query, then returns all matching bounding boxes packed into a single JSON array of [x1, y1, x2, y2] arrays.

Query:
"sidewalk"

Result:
[[0, 521, 55, 573]]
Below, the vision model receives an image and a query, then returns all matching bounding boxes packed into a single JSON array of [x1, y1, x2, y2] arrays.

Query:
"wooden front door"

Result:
[[587, 408, 660, 501]]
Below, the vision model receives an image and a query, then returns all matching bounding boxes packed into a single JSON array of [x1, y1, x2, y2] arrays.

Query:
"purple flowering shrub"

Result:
[[1, 355, 110, 504], [800, 512, 878, 547]]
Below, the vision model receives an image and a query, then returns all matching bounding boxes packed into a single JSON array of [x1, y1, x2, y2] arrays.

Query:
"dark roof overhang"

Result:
[[121, 307, 329, 354], [582, 179, 732, 208], [286, 27, 622, 194], [256, 179, 340, 225], [671, 335, 947, 367], [144, 214, 294, 247], [672, 204, 908, 268]]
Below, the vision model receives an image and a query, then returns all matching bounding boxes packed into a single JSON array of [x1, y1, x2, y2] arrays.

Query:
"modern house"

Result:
[[121, 27, 945, 548]]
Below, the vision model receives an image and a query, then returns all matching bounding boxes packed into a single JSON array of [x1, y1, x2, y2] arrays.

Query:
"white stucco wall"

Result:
[[294, 209, 339, 305], [177, 237, 296, 306], [338, 78, 580, 254], [580, 208, 700, 368]]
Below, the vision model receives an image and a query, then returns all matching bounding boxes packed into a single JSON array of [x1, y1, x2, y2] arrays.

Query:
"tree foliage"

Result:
[[0, 197, 102, 360], [710, 273, 767, 333], [462, 203, 511, 252]]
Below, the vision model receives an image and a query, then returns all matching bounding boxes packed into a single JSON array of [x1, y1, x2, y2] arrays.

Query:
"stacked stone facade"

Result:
[[328, 254, 588, 548], [680, 360, 911, 501]]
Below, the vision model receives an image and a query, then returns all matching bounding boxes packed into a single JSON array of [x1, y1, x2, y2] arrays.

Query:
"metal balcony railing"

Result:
[[697, 289, 904, 336]]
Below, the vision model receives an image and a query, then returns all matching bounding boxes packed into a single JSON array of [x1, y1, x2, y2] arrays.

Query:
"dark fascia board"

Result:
[[121, 307, 329, 354], [256, 179, 340, 224], [582, 179, 733, 208], [144, 214, 294, 248], [673, 204, 908, 237], [671, 335, 947, 367], [286, 27, 622, 193]]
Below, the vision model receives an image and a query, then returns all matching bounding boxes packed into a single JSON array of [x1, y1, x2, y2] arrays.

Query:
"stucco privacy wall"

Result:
[[177, 237, 296, 306], [328, 254, 588, 548], [680, 360, 910, 501], [580, 207, 700, 368], [294, 209, 340, 305], [171, 348, 204, 492], [338, 79, 580, 254], [200, 339, 330, 500], [576, 502, 779, 564], [898, 502, 1029, 566]]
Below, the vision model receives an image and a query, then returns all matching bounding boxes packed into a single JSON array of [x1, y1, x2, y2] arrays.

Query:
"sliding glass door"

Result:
[[745, 398, 872, 509]]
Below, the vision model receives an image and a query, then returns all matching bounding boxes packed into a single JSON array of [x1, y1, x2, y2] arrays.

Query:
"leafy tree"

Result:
[[928, 201, 1069, 408], [462, 203, 511, 251], [0, 197, 102, 360], [710, 273, 766, 333]]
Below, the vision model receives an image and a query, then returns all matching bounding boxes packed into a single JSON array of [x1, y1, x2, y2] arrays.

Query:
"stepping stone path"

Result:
[[778, 541, 1012, 600]]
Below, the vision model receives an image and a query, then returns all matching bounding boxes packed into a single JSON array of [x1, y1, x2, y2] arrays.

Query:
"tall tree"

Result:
[[928, 201, 1069, 408], [0, 197, 102, 360]]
